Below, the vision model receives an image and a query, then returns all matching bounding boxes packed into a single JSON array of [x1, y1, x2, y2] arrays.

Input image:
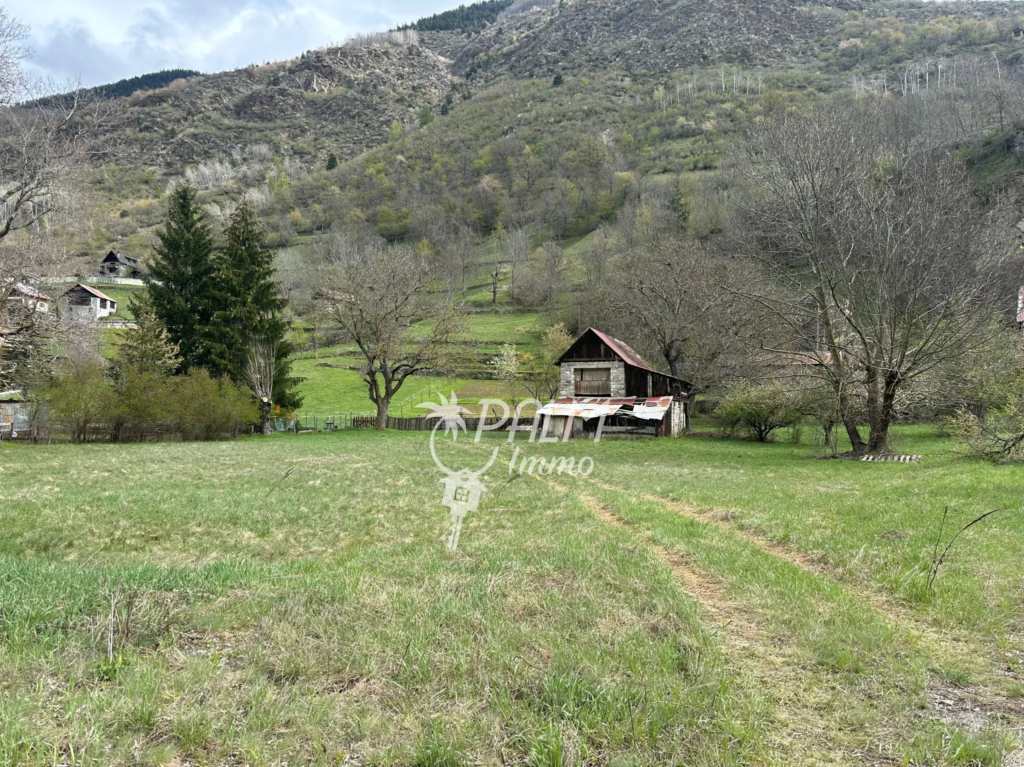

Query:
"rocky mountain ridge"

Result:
[[426, 0, 1024, 81], [112, 43, 451, 168]]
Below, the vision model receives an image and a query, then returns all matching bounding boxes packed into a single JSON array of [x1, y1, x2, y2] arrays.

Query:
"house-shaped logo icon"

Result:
[[439, 469, 488, 551]]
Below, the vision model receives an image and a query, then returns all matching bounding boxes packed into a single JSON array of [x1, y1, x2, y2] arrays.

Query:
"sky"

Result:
[[9, 0, 465, 87]]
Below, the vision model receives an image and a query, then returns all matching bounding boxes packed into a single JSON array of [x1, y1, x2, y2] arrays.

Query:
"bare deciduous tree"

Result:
[[608, 237, 768, 410], [244, 338, 280, 436], [0, 12, 93, 390], [735, 98, 1023, 454], [317, 235, 463, 429]]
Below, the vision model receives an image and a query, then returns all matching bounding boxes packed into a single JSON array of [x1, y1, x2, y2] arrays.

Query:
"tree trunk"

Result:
[[375, 398, 391, 430], [685, 391, 698, 429], [868, 373, 900, 454], [260, 401, 272, 436], [837, 385, 868, 455]]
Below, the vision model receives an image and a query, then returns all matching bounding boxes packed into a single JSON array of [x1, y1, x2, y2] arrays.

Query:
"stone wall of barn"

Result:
[[558, 361, 626, 398], [669, 399, 687, 437]]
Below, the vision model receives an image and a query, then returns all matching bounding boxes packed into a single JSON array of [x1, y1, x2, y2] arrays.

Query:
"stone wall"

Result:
[[558, 361, 626, 398], [669, 399, 687, 437]]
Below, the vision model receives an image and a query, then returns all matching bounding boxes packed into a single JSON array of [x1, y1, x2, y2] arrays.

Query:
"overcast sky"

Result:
[[9, 1, 464, 87]]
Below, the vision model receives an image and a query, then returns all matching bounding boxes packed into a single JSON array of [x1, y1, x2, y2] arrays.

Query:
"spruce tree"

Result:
[[116, 293, 180, 375], [206, 201, 302, 413], [147, 184, 217, 373]]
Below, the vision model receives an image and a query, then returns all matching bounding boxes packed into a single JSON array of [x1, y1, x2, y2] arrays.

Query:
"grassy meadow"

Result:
[[0, 427, 1021, 765], [291, 311, 546, 417]]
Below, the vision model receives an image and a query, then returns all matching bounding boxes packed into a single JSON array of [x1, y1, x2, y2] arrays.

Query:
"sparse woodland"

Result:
[[5, 0, 1024, 454]]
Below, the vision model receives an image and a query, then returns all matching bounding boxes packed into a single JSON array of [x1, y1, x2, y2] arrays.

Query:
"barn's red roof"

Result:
[[586, 328, 661, 374]]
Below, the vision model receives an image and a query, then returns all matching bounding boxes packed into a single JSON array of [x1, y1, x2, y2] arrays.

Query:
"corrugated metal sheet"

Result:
[[537, 397, 636, 419], [631, 397, 673, 421]]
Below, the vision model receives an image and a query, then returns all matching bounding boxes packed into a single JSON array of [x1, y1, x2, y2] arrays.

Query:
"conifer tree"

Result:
[[116, 293, 180, 375], [147, 184, 217, 373], [206, 201, 302, 413]]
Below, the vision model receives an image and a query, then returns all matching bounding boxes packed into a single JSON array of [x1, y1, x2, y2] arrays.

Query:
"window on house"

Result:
[[575, 367, 611, 396]]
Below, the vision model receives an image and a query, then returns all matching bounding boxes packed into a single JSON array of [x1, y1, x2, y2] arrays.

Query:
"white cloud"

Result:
[[9, 0, 461, 86]]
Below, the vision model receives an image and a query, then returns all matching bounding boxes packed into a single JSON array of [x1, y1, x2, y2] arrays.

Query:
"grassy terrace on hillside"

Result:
[[291, 311, 546, 416], [0, 427, 1021, 765]]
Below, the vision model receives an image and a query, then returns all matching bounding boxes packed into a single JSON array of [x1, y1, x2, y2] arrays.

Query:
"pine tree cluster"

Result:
[[399, 0, 514, 33], [145, 185, 302, 416]]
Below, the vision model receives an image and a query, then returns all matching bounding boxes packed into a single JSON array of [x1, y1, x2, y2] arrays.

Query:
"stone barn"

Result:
[[60, 284, 117, 324], [538, 328, 692, 439]]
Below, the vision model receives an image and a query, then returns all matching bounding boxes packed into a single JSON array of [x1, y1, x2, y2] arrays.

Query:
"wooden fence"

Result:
[[289, 415, 534, 434]]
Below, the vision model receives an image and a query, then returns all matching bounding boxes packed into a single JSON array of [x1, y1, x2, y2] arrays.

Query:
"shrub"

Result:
[[952, 392, 1024, 462], [169, 370, 258, 441], [41, 366, 257, 443], [42, 363, 116, 444], [715, 383, 803, 442]]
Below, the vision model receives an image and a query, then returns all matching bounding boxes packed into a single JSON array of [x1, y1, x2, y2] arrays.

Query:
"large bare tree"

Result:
[[0, 10, 100, 390], [610, 237, 769, 408], [735, 98, 1022, 454], [317, 235, 463, 429]]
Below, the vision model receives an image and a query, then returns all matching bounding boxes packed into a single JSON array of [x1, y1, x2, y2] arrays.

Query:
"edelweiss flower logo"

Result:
[[417, 392, 470, 440]]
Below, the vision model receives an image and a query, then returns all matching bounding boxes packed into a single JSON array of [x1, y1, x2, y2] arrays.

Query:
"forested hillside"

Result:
[[45, 0, 1024, 380]]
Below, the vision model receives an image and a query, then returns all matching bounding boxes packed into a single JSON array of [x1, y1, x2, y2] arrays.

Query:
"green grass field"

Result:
[[291, 310, 545, 417], [290, 361, 469, 417], [0, 427, 1021, 765]]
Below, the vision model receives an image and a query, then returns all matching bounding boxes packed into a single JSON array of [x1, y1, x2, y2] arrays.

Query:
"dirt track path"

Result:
[[544, 476, 1024, 765]]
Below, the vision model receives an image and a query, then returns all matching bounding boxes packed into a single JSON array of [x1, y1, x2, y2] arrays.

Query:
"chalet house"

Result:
[[97, 251, 144, 279], [538, 328, 692, 439], [59, 284, 117, 323], [7, 283, 52, 314]]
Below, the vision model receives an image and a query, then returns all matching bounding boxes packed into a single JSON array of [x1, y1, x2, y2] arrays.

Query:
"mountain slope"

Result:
[[113, 43, 450, 167], [435, 0, 1024, 81]]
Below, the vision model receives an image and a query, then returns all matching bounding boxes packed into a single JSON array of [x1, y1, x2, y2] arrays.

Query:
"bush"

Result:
[[170, 370, 258, 441], [42, 365, 257, 443], [952, 391, 1024, 462], [715, 383, 803, 442], [43, 363, 116, 444]]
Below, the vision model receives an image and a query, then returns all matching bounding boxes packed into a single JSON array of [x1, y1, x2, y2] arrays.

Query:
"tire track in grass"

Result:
[[539, 476, 867, 765], [584, 478, 980, 647], [573, 476, 1024, 762]]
